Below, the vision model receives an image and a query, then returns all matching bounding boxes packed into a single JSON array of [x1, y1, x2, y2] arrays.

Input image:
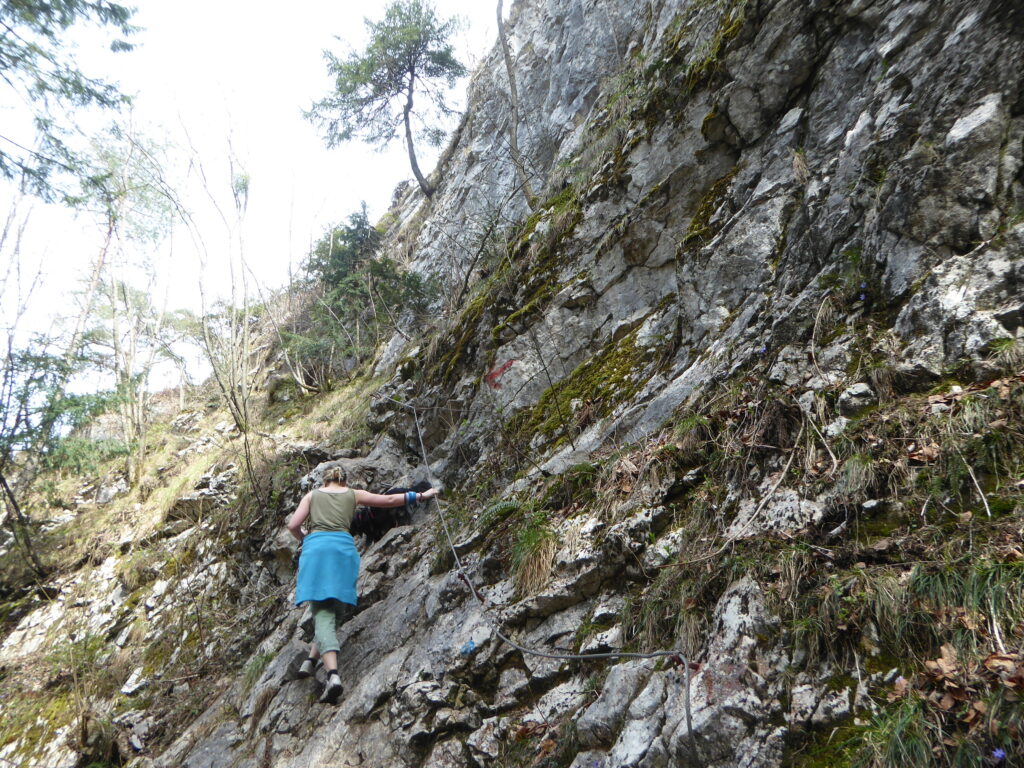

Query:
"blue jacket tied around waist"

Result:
[[295, 531, 360, 606]]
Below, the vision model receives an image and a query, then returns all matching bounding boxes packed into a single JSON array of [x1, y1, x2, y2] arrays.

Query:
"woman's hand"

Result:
[[420, 487, 439, 501]]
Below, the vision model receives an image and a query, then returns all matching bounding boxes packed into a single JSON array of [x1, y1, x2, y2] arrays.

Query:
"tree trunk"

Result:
[[497, 0, 538, 209], [0, 470, 46, 577], [8, 216, 116, 508], [404, 74, 433, 199]]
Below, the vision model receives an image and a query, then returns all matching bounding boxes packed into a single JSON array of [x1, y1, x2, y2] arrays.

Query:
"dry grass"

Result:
[[511, 511, 558, 596], [115, 546, 166, 591], [840, 453, 877, 498], [283, 373, 384, 445], [513, 535, 557, 596], [885, 455, 912, 497], [792, 148, 810, 184], [143, 452, 223, 533], [990, 336, 1024, 371], [559, 516, 587, 563]]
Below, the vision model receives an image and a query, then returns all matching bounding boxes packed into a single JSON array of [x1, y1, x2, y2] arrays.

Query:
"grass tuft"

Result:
[[511, 510, 557, 596]]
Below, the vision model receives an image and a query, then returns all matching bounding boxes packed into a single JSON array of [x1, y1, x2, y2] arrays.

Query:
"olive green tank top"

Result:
[[309, 488, 356, 533]]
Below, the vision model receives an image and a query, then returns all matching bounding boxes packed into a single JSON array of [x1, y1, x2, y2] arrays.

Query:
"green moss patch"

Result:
[[421, 185, 586, 391], [504, 330, 653, 453], [680, 166, 738, 256]]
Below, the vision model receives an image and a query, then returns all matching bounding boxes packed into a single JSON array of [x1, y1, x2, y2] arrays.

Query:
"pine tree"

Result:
[[306, 0, 466, 199], [0, 0, 136, 200]]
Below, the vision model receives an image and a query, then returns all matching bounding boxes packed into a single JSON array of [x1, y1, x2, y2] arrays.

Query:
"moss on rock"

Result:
[[505, 329, 654, 453], [680, 166, 738, 256]]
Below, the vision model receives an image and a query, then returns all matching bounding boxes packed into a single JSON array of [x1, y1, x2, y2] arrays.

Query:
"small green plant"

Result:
[[56, 633, 112, 685], [852, 696, 935, 768], [986, 337, 1024, 371], [429, 517, 456, 575], [869, 164, 888, 192], [672, 413, 712, 458], [542, 462, 599, 510], [241, 652, 275, 693], [478, 498, 527, 530], [818, 245, 873, 302], [789, 613, 829, 667]]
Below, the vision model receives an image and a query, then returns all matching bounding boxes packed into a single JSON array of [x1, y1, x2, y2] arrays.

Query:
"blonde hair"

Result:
[[321, 464, 347, 485]]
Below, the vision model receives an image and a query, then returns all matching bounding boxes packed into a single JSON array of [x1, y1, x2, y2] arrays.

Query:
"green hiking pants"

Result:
[[312, 599, 350, 654]]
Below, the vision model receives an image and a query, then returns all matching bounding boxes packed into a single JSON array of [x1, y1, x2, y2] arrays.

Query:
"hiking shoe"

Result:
[[297, 657, 317, 679], [319, 672, 343, 704]]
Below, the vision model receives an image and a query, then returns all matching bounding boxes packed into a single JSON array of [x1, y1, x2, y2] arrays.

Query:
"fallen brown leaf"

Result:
[[957, 610, 979, 631], [618, 457, 639, 474], [1003, 547, 1024, 562], [532, 739, 557, 765], [989, 715, 1001, 738], [909, 442, 942, 462], [983, 653, 1018, 676], [938, 644, 960, 675], [889, 676, 910, 701]]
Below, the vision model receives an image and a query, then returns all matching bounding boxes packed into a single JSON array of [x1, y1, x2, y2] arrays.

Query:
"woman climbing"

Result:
[[287, 463, 438, 703]]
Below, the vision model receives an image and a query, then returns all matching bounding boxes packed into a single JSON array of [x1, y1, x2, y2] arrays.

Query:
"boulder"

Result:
[[837, 383, 878, 416]]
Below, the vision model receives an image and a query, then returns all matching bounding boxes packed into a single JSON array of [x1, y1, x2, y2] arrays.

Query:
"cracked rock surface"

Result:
[[150, 0, 1024, 765], [5, 0, 1023, 767]]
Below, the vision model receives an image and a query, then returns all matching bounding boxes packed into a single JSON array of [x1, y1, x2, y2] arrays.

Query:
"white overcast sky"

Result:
[[1, 0, 500, 340]]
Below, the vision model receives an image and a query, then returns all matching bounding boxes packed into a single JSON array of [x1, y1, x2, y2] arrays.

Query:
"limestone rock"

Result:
[[120, 667, 148, 696], [838, 383, 878, 416], [577, 661, 654, 748], [496, 667, 530, 709], [728, 488, 824, 537], [15, 1, 1024, 768], [466, 717, 505, 765], [270, 527, 299, 583], [96, 476, 128, 504]]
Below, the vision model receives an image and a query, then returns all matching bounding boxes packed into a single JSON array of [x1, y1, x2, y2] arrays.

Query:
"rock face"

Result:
[[145, 0, 1021, 765], [4, 0, 1023, 767], [382, 0, 1024, 489]]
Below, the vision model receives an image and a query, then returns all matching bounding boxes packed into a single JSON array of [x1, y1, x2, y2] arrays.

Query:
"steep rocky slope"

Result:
[[2, 0, 1024, 767]]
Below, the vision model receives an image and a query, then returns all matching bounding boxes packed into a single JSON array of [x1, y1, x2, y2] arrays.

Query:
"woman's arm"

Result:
[[354, 487, 438, 507], [287, 492, 312, 541]]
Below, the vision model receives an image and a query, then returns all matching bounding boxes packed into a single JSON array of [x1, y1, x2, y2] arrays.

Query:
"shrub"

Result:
[[283, 206, 432, 391], [43, 436, 129, 475]]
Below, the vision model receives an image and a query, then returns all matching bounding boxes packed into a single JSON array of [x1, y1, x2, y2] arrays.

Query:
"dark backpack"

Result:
[[351, 480, 432, 542]]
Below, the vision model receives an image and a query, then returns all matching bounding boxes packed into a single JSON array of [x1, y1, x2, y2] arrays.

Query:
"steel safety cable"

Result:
[[375, 392, 700, 762]]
